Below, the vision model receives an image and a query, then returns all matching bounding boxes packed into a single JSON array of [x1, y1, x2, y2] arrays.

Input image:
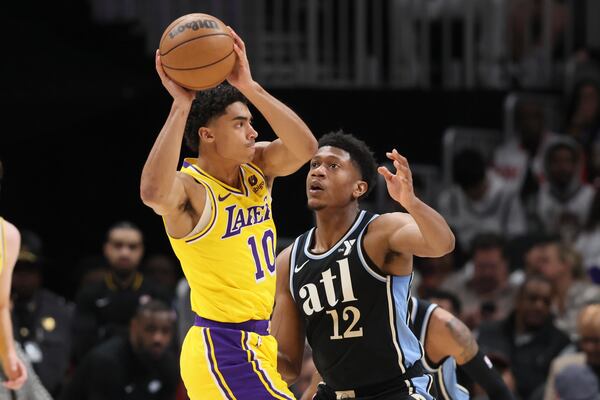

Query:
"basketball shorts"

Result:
[[181, 316, 296, 400]]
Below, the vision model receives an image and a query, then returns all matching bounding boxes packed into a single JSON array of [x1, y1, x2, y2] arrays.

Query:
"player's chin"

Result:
[[307, 198, 326, 211]]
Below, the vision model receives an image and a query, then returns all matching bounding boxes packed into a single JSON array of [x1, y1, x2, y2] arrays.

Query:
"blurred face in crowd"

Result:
[[472, 247, 508, 294], [104, 227, 144, 276], [145, 255, 178, 292], [578, 306, 600, 366], [516, 101, 544, 149], [11, 263, 42, 301], [576, 84, 600, 125], [547, 147, 577, 189], [536, 243, 568, 282], [131, 310, 175, 360], [516, 279, 553, 331]]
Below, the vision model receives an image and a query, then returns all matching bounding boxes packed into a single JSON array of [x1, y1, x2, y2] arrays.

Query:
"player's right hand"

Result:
[[155, 50, 195, 105], [2, 352, 27, 390]]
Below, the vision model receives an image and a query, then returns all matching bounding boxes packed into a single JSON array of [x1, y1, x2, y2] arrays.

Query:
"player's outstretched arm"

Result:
[[300, 370, 322, 400], [426, 307, 514, 400], [376, 149, 455, 259], [271, 246, 306, 384], [140, 51, 195, 218], [226, 28, 317, 178], [0, 220, 27, 390]]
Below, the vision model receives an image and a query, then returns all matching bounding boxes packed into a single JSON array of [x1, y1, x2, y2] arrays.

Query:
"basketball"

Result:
[[159, 13, 236, 90]]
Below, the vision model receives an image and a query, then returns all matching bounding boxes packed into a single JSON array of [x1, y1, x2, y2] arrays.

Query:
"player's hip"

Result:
[[180, 317, 295, 400]]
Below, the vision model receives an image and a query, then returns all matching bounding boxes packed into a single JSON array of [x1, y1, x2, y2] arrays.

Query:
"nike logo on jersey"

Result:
[[218, 193, 232, 202], [295, 260, 309, 273]]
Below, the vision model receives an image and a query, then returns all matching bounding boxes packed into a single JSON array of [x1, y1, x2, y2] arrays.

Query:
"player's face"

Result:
[[209, 102, 257, 163], [104, 228, 144, 273], [306, 146, 363, 211], [132, 311, 174, 359]]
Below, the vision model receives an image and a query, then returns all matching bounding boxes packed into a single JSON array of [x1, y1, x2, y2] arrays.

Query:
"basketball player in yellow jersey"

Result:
[[141, 28, 317, 400], [0, 162, 27, 390]]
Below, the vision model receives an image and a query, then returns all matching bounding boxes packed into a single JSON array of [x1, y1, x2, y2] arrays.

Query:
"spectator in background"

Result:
[[575, 190, 600, 283], [143, 254, 179, 303], [566, 80, 600, 185], [422, 288, 462, 317], [438, 149, 526, 252], [11, 231, 73, 396], [72, 221, 170, 361], [545, 304, 600, 400], [536, 137, 595, 242], [554, 364, 600, 400], [528, 238, 600, 339], [477, 274, 571, 400], [442, 233, 518, 328], [414, 253, 456, 298], [61, 300, 178, 400], [493, 98, 558, 225]]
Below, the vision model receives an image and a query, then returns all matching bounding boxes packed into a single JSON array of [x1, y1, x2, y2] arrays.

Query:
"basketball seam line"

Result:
[[162, 49, 235, 71], [160, 33, 232, 57]]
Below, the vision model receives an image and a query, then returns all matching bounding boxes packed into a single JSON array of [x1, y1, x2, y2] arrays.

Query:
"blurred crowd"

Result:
[[3, 1, 600, 399]]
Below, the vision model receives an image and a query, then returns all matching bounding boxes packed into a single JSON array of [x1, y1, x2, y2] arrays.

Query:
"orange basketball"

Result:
[[159, 13, 236, 90]]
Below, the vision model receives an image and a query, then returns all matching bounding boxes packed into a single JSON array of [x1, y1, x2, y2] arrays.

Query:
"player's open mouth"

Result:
[[309, 181, 324, 193]]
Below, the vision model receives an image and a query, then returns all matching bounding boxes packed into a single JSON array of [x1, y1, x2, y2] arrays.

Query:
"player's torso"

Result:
[[290, 210, 423, 389], [168, 160, 277, 323]]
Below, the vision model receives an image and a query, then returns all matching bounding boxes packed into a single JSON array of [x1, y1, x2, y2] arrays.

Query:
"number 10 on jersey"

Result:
[[247, 229, 276, 281]]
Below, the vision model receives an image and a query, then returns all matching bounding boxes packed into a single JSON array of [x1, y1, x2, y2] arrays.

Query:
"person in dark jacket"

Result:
[[478, 274, 571, 400]]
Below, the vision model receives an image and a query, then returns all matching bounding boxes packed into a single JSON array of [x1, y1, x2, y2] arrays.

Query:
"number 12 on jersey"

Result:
[[247, 229, 276, 281]]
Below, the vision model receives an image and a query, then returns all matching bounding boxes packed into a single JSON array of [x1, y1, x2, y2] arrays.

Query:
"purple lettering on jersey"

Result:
[[222, 200, 272, 239]]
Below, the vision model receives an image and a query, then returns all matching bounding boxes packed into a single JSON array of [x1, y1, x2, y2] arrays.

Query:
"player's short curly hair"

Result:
[[184, 83, 248, 152], [318, 130, 378, 198]]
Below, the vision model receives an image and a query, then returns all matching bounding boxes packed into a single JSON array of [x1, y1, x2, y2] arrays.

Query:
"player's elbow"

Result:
[[140, 184, 169, 213], [296, 134, 319, 163], [441, 231, 456, 255]]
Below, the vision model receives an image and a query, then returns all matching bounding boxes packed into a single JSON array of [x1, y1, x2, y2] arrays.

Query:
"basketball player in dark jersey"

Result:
[[271, 131, 456, 400], [299, 296, 513, 400], [409, 297, 513, 400]]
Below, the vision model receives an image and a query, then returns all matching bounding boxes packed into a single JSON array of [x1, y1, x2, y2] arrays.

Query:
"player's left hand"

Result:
[[377, 149, 418, 210], [226, 27, 254, 91]]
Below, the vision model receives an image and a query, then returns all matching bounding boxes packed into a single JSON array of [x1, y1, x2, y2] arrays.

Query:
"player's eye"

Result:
[[329, 163, 339, 169], [310, 161, 319, 168]]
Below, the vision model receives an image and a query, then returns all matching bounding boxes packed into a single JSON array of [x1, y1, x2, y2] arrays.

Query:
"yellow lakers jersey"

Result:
[[167, 159, 277, 323]]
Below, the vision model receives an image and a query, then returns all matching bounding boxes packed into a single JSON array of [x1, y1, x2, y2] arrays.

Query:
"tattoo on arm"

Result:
[[445, 316, 478, 364]]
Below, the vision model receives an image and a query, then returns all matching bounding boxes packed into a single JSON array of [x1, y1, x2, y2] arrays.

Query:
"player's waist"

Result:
[[194, 315, 270, 336], [322, 361, 424, 399]]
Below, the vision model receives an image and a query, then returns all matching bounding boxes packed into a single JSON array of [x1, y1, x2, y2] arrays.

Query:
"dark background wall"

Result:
[[0, 2, 506, 298]]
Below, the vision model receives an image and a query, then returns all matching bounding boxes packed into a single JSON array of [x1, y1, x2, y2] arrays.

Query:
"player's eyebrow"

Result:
[[231, 115, 253, 122]]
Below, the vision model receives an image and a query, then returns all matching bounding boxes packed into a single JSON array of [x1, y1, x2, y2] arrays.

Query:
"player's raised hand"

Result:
[[377, 149, 418, 210], [155, 50, 195, 105], [226, 27, 253, 90]]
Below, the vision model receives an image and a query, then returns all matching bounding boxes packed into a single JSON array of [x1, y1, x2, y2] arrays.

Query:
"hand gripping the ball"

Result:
[[155, 50, 195, 106], [226, 27, 254, 91]]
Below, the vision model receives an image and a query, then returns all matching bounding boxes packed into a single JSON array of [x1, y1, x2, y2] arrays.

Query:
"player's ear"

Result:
[[199, 127, 215, 143], [353, 180, 368, 199]]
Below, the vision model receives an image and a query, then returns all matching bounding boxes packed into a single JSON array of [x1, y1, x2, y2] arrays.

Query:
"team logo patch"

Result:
[[248, 175, 258, 186]]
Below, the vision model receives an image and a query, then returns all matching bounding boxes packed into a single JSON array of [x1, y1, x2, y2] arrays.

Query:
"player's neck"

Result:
[[313, 205, 360, 252], [195, 156, 242, 189]]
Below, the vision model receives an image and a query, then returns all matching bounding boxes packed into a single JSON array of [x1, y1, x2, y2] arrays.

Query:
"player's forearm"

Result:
[[0, 307, 17, 366], [277, 352, 301, 384], [240, 81, 317, 162], [460, 351, 514, 400], [404, 199, 455, 256], [140, 101, 191, 202]]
